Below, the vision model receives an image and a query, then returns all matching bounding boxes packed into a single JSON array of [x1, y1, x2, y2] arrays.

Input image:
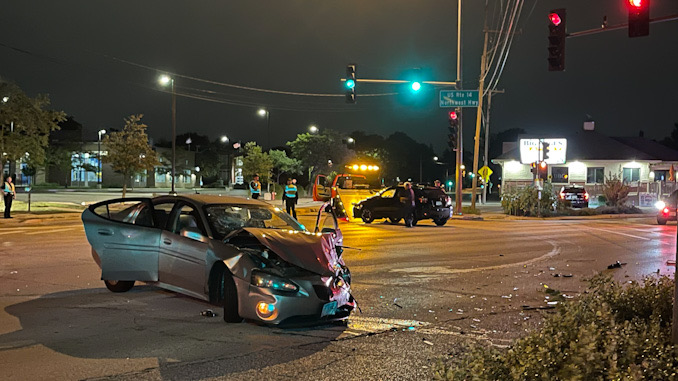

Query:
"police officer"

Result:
[[284, 178, 298, 219], [3, 174, 16, 218], [249, 174, 261, 199]]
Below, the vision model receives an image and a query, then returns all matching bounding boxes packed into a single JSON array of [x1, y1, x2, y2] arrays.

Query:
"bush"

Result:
[[603, 173, 630, 206], [462, 206, 481, 215], [596, 205, 644, 214], [433, 275, 678, 380], [501, 183, 561, 216]]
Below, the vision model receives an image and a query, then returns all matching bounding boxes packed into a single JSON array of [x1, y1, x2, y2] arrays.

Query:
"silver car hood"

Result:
[[240, 228, 337, 276]]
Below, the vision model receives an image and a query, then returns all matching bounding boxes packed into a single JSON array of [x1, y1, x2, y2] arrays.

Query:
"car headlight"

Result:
[[251, 271, 299, 292], [655, 201, 666, 210]]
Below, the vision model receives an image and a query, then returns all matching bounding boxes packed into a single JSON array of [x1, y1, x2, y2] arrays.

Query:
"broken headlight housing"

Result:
[[251, 270, 299, 293]]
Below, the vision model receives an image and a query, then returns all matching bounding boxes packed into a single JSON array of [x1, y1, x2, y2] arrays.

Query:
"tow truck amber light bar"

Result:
[[347, 164, 380, 171]]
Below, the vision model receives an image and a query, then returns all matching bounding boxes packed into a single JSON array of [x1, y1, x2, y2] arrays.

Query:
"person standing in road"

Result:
[[403, 182, 416, 227], [284, 178, 298, 219], [249, 174, 261, 200], [3, 174, 16, 218]]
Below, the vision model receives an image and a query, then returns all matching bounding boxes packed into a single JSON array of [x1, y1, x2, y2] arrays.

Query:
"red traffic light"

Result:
[[628, 0, 643, 8], [548, 12, 562, 26], [540, 161, 547, 169], [448, 111, 458, 120]]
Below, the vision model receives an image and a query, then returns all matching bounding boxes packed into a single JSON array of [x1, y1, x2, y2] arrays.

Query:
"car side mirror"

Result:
[[180, 227, 209, 243]]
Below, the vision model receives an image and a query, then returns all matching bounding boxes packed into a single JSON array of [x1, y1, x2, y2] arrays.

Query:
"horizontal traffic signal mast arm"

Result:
[[567, 13, 678, 38], [340, 78, 457, 86]]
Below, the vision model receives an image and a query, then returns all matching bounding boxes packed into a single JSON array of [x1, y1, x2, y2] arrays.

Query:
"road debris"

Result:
[[200, 309, 218, 317], [423, 339, 434, 346], [522, 305, 556, 311], [607, 261, 626, 269]]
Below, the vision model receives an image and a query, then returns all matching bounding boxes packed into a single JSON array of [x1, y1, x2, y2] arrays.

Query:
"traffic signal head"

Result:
[[542, 142, 551, 161], [627, 0, 650, 38], [345, 64, 356, 103], [547, 8, 566, 72], [448, 111, 459, 150]]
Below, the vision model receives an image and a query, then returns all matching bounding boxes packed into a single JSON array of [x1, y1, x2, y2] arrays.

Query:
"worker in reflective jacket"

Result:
[[284, 178, 298, 219], [249, 174, 261, 199]]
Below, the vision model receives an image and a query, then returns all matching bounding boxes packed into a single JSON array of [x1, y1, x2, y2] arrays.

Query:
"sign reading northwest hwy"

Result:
[[439, 90, 479, 108]]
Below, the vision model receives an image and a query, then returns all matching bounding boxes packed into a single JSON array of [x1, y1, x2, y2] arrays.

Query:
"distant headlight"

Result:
[[251, 271, 298, 292], [655, 201, 666, 210]]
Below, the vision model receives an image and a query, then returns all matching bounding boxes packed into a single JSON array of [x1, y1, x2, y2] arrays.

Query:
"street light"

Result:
[[309, 125, 319, 134], [433, 156, 439, 162], [159, 74, 177, 195], [257, 108, 271, 149], [347, 137, 355, 144], [220, 135, 229, 143], [97, 129, 106, 189]]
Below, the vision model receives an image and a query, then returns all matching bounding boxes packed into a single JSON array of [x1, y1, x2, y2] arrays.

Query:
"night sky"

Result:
[[1, 1, 677, 155]]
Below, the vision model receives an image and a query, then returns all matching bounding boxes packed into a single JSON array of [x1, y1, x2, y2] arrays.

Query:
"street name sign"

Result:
[[439, 90, 479, 108]]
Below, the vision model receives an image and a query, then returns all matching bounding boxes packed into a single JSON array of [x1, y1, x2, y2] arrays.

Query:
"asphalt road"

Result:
[[0, 213, 674, 380]]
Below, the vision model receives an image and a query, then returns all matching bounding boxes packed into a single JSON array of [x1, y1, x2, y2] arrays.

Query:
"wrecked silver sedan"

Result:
[[81, 195, 355, 325]]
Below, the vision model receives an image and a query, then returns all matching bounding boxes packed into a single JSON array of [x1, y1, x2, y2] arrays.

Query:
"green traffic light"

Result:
[[345, 79, 355, 89], [411, 82, 421, 91]]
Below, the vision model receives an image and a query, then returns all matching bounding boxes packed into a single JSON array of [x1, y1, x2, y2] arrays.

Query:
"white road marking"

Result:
[[586, 226, 651, 241], [390, 241, 561, 274], [25, 227, 78, 235], [0, 230, 25, 235]]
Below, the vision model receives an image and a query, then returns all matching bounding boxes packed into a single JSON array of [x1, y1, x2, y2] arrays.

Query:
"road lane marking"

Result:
[[586, 226, 651, 241], [0, 230, 25, 235], [389, 241, 561, 274], [25, 227, 78, 235]]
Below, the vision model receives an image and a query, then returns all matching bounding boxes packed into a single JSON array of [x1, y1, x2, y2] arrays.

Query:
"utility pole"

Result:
[[454, 0, 464, 215], [470, 10, 489, 210], [481, 89, 504, 203]]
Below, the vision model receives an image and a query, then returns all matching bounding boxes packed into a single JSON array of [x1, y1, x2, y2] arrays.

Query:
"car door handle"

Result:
[[97, 229, 113, 236], [163, 238, 172, 245]]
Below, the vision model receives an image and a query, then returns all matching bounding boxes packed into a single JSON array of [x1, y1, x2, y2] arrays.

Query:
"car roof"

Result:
[[152, 194, 268, 206]]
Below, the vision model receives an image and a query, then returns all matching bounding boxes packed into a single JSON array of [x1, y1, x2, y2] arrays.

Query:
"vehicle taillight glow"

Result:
[[663, 207, 670, 215], [559, 192, 565, 199], [584, 192, 589, 200], [628, 0, 642, 8]]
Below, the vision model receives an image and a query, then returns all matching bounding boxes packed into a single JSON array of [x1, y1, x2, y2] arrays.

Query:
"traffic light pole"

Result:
[[454, 0, 464, 216], [470, 17, 489, 210]]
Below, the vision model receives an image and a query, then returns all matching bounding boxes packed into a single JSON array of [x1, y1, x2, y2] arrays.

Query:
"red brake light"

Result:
[[584, 192, 589, 200], [540, 161, 547, 169], [663, 207, 670, 214], [559, 192, 565, 199], [548, 13, 562, 26]]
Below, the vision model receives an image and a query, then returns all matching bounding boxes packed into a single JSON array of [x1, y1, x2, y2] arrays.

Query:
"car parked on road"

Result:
[[81, 195, 355, 325], [352, 184, 452, 226], [656, 190, 678, 225], [559, 185, 589, 208]]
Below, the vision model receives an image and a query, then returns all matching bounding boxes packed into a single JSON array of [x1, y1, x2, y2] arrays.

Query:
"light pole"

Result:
[[97, 129, 106, 189], [159, 74, 177, 195], [257, 108, 270, 149]]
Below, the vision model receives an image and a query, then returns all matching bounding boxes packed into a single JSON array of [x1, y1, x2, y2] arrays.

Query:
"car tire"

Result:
[[104, 280, 134, 293], [657, 217, 668, 225], [361, 208, 375, 224], [219, 270, 242, 323], [387, 217, 401, 224], [434, 218, 448, 226]]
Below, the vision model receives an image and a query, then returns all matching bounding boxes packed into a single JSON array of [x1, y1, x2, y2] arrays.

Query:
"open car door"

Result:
[[82, 198, 161, 282], [313, 174, 331, 202]]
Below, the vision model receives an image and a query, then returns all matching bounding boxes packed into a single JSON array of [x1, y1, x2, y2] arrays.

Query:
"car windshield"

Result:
[[204, 204, 306, 240]]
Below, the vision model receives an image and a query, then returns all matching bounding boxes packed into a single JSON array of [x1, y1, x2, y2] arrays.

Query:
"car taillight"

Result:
[[559, 192, 565, 199], [584, 192, 589, 200], [663, 207, 670, 215]]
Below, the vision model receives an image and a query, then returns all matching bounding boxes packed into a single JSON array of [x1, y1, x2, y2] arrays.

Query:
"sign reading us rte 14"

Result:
[[439, 90, 479, 108]]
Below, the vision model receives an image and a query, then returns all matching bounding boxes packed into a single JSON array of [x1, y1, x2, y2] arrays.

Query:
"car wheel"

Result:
[[387, 217, 401, 224], [434, 218, 448, 226], [219, 270, 242, 323], [657, 217, 668, 225], [104, 280, 134, 293], [361, 208, 375, 223]]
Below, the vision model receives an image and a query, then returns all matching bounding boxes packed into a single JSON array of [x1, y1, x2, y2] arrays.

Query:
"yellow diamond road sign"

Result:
[[478, 166, 492, 182]]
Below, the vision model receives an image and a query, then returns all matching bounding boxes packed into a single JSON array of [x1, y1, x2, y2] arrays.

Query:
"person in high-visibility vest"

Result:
[[249, 174, 261, 200], [284, 178, 298, 219]]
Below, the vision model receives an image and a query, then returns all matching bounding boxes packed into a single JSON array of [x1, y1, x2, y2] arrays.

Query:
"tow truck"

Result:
[[312, 163, 382, 220]]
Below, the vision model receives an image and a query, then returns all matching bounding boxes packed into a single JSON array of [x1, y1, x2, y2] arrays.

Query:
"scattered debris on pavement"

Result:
[[200, 309, 218, 317], [607, 261, 627, 269]]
